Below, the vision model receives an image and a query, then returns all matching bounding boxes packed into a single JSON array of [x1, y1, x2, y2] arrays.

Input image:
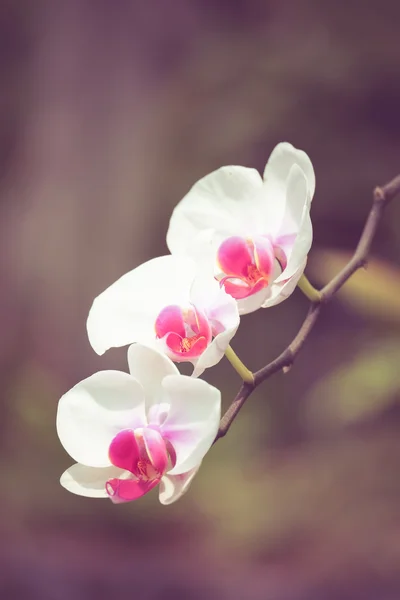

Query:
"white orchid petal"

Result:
[[189, 269, 223, 311], [190, 272, 240, 335], [127, 344, 179, 414], [57, 371, 146, 467], [262, 260, 306, 308], [263, 142, 315, 200], [165, 143, 315, 315], [60, 463, 125, 498], [160, 375, 220, 476], [192, 325, 238, 377], [276, 214, 312, 284], [159, 464, 201, 505], [87, 255, 196, 355], [274, 166, 311, 283], [185, 229, 219, 275], [167, 166, 263, 256], [178, 273, 239, 376], [189, 275, 239, 376], [236, 286, 271, 315]]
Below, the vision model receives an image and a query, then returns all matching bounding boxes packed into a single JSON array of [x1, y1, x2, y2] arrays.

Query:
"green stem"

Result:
[[297, 274, 322, 303], [225, 345, 254, 385]]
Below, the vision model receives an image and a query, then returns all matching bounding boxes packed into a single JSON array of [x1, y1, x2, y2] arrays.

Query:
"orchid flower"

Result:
[[57, 344, 220, 505], [87, 255, 239, 377], [166, 142, 315, 314]]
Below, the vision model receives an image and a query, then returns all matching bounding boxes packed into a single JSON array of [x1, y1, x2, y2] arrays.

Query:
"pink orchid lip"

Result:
[[106, 428, 170, 504], [154, 304, 212, 361], [105, 477, 159, 503], [216, 236, 275, 299]]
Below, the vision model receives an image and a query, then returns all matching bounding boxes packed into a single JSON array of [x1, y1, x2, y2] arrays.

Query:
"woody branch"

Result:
[[215, 173, 400, 442]]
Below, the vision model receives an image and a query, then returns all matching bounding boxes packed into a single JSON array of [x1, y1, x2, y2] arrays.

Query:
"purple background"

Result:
[[1, 1, 400, 598]]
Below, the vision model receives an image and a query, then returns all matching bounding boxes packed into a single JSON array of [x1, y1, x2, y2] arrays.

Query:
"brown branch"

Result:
[[215, 173, 400, 441]]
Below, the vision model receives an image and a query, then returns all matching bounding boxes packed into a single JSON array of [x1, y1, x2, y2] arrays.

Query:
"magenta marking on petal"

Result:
[[221, 278, 252, 299], [107, 428, 171, 503], [165, 332, 208, 359], [217, 235, 276, 300], [108, 429, 140, 474], [274, 233, 297, 248], [106, 477, 160, 504], [164, 331, 184, 354], [147, 403, 170, 427], [164, 439, 177, 470], [109, 427, 169, 481], [155, 305, 186, 339], [274, 246, 288, 271], [253, 237, 274, 277], [274, 233, 296, 271], [217, 236, 253, 278], [185, 305, 205, 336], [156, 304, 212, 361], [183, 306, 212, 345], [221, 274, 267, 300], [140, 428, 169, 476]]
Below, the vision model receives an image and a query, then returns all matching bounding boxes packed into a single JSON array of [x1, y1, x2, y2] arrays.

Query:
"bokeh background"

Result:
[[1, 1, 400, 598]]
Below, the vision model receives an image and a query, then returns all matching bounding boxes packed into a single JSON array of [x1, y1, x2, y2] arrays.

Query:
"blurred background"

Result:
[[1, 1, 400, 598]]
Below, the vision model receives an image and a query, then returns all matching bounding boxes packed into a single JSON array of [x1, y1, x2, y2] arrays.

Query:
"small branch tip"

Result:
[[225, 345, 254, 385], [373, 186, 385, 203]]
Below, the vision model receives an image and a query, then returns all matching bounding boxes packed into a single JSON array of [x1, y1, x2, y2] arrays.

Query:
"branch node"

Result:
[[283, 347, 295, 369], [373, 186, 385, 204], [318, 290, 328, 304]]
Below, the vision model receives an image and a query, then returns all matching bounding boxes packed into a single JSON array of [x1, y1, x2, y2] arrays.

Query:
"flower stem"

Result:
[[297, 274, 322, 303], [225, 345, 255, 385]]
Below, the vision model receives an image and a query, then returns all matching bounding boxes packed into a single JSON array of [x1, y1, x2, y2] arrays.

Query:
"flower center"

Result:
[[216, 235, 275, 299], [105, 428, 170, 503], [154, 304, 212, 361]]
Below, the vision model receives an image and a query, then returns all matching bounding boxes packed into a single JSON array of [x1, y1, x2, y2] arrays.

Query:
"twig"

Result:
[[224, 344, 255, 384], [215, 174, 400, 441]]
